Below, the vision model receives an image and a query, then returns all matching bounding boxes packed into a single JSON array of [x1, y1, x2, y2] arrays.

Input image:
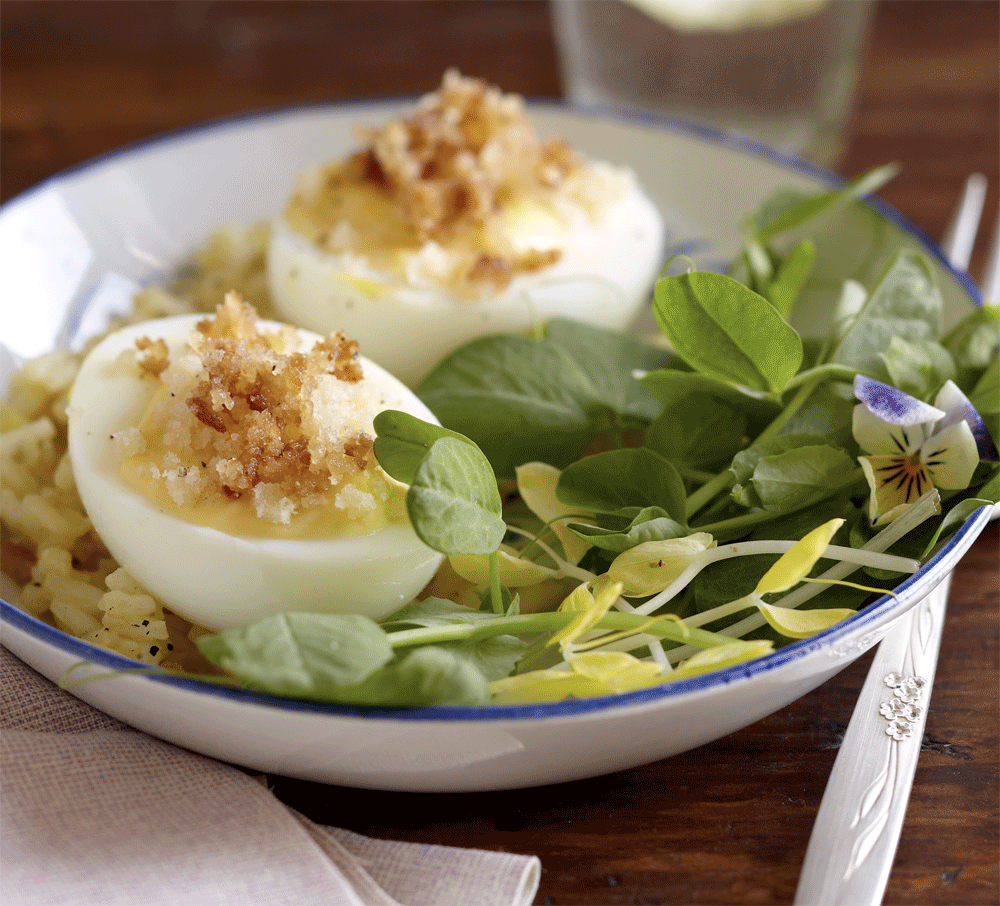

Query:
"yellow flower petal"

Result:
[[569, 650, 665, 686], [489, 669, 595, 704], [755, 518, 844, 595], [921, 420, 980, 489], [489, 650, 666, 703], [549, 577, 623, 649], [449, 544, 562, 588], [607, 534, 716, 597], [757, 602, 856, 638], [515, 462, 594, 565], [667, 640, 775, 681]]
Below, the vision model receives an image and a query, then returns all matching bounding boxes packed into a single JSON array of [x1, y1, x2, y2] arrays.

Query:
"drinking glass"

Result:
[[551, 0, 872, 167]]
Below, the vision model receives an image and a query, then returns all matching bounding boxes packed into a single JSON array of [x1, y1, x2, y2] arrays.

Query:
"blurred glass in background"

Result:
[[551, 0, 872, 167]]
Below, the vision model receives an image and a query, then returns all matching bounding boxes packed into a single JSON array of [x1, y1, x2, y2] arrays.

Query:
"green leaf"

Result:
[[730, 433, 832, 504], [544, 317, 682, 420], [830, 250, 944, 375], [332, 646, 491, 706], [767, 239, 816, 318], [444, 634, 527, 682], [196, 613, 393, 699], [373, 410, 476, 485], [557, 447, 687, 522], [639, 369, 780, 432], [753, 164, 898, 242], [417, 334, 607, 477], [969, 357, 999, 448], [746, 444, 858, 513], [644, 398, 748, 469], [652, 271, 803, 393], [407, 436, 505, 556], [568, 506, 687, 553], [942, 303, 1000, 370], [880, 336, 956, 399], [381, 596, 502, 629], [918, 497, 994, 560], [775, 380, 857, 447]]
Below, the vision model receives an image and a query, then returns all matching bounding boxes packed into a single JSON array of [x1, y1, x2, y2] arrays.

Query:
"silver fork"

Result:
[[794, 174, 998, 906]]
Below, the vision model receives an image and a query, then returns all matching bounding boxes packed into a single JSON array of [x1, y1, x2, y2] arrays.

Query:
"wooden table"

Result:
[[3, 2, 997, 903]]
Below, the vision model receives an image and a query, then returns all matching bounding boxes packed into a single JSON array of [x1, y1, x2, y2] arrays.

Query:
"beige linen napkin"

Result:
[[0, 647, 540, 906]]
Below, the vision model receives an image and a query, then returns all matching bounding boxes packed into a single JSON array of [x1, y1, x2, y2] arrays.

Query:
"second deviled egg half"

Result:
[[268, 70, 665, 387], [67, 293, 444, 631]]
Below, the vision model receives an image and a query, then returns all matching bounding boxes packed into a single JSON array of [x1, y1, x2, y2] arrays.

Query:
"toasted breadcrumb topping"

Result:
[[359, 69, 580, 242], [124, 293, 386, 524], [284, 70, 594, 298]]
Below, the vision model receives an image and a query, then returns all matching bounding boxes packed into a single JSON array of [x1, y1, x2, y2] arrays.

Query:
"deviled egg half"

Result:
[[67, 293, 444, 631], [268, 70, 665, 386]]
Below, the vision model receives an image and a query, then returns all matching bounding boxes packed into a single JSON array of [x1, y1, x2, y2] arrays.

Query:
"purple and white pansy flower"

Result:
[[853, 375, 999, 526]]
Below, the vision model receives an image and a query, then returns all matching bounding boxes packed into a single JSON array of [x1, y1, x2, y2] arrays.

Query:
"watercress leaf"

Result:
[[730, 433, 832, 488], [568, 506, 687, 553], [644, 397, 748, 469], [742, 233, 775, 291], [747, 187, 817, 236], [972, 465, 1000, 504], [444, 634, 527, 682], [942, 303, 1000, 371], [407, 436, 505, 556], [694, 553, 777, 611], [544, 317, 683, 420], [373, 410, 476, 485], [639, 369, 781, 432], [880, 336, 956, 400], [381, 596, 502, 629], [969, 357, 999, 448], [557, 447, 687, 522], [917, 497, 994, 560], [826, 279, 870, 348], [747, 495, 860, 545], [332, 646, 490, 706], [754, 164, 898, 242], [652, 271, 803, 392], [830, 250, 944, 375], [767, 239, 816, 319], [197, 613, 393, 699], [747, 443, 858, 513], [417, 334, 605, 476], [775, 380, 857, 447]]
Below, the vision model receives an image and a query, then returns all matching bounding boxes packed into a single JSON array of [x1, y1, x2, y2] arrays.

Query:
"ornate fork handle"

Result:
[[794, 574, 952, 905]]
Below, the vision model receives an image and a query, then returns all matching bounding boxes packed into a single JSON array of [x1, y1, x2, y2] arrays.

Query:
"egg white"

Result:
[[67, 315, 445, 631], [267, 178, 665, 387]]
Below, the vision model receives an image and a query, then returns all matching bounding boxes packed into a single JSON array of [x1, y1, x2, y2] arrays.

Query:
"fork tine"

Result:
[[941, 173, 987, 270], [981, 209, 1000, 302]]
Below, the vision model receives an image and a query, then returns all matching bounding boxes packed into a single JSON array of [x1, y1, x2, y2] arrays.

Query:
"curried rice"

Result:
[[0, 227, 274, 672]]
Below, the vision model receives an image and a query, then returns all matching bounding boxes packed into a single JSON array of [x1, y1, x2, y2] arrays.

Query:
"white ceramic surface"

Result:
[[0, 100, 990, 791]]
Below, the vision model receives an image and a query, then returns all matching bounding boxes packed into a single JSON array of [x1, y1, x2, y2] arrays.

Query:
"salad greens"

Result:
[[195, 167, 1000, 707]]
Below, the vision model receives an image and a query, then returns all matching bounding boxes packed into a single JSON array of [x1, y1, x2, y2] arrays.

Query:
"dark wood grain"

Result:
[[2, 2, 997, 904]]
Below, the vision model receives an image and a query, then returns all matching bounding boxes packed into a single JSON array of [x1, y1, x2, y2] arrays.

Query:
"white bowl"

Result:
[[0, 100, 991, 791]]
